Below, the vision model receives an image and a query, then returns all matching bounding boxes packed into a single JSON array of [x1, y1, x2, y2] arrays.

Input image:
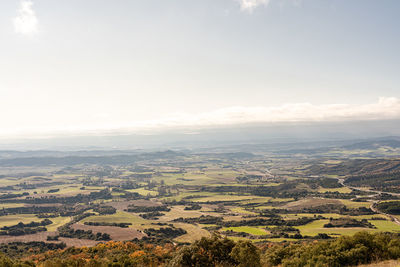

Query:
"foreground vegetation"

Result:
[[0, 232, 400, 266]]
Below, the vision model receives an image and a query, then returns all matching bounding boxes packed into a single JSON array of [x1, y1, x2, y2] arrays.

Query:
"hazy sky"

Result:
[[0, 0, 399, 138]]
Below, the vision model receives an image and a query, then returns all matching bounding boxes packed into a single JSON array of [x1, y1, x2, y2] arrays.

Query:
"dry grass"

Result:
[[357, 260, 400, 267], [173, 222, 211, 243]]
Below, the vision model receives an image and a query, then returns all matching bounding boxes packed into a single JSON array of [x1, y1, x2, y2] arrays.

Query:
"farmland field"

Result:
[[81, 211, 150, 229], [223, 226, 268, 235], [0, 214, 41, 227]]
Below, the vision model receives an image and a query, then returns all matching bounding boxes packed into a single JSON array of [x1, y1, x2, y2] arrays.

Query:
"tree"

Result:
[[231, 240, 261, 267], [168, 233, 236, 267]]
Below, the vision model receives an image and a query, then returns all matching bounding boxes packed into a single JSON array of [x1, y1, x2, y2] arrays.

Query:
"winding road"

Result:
[[338, 178, 400, 225]]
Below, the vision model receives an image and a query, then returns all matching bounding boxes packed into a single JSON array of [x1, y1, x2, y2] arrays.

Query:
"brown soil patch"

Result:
[[283, 198, 343, 210], [72, 223, 145, 241], [24, 203, 63, 207], [58, 237, 100, 247], [109, 200, 162, 210], [0, 231, 102, 247], [0, 231, 55, 243], [158, 205, 223, 222]]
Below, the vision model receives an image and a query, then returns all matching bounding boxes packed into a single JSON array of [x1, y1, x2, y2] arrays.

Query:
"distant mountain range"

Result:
[[0, 119, 399, 151]]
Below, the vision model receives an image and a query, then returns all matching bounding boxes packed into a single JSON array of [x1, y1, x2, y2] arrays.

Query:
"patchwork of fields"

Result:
[[1, 146, 400, 247]]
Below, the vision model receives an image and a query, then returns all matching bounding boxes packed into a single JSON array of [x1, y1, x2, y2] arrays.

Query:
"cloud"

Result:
[[0, 97, 400, 139], [13, 0, 38, 36], [237, 0, 270, 12], [130, 97, 400, 129]]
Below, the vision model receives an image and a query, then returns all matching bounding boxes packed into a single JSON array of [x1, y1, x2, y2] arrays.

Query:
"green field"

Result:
[[296, 219, 400, 237], [190, 194, 256, 203], [230, 207, 258, 215], [370, 220, 400, 232], [47, 216, 71, 231], [127, 188, 158, 196], [0, 214, 41, 228], [339, 199, 371, 208], [223, 226, 268, 235], [296, 220, 369, 236], [318, 187, 352, 193]]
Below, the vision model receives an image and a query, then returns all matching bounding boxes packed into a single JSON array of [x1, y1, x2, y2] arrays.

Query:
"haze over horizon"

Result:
[[1, 0, 399, 140]]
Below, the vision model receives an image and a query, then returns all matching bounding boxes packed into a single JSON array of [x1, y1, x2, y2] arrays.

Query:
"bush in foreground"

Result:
[[168, 233, 260, 267], [264, 231, 400, 267]]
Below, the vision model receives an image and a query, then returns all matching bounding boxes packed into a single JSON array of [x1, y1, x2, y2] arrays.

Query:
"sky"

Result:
[[0, 0, 399, 139]]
